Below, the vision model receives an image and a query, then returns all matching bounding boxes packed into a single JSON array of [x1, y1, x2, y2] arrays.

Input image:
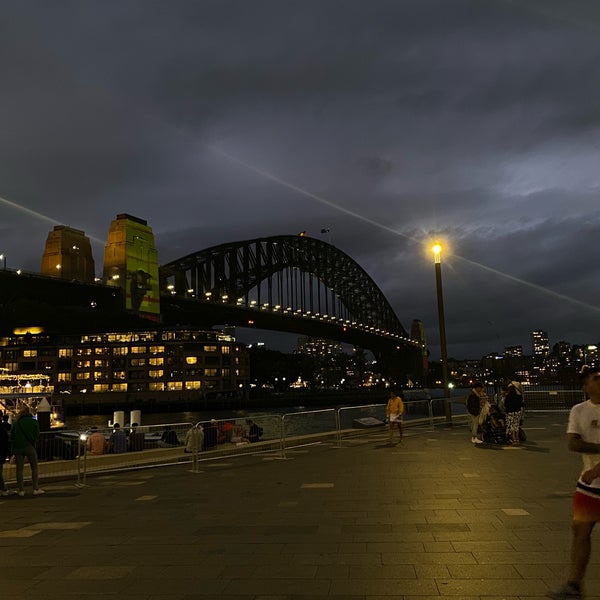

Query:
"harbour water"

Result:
[[61, 388, 472, 432]]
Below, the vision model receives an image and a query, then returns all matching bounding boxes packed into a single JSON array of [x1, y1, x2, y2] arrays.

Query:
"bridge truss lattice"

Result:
[[160, 235, 410, 342]]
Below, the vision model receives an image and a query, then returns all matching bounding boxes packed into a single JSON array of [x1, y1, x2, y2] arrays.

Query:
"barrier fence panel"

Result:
[[280, 409, 337, 458], [523, 389, 584, 411], [336, 404, 386, 444], [2, 429, 83, 488]]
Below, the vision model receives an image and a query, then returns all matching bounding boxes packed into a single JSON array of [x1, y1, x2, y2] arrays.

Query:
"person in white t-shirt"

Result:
[[548, 365, 600, 600]]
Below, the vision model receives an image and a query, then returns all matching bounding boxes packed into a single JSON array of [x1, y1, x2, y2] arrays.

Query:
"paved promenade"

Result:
[[0, 412, 598, 600]]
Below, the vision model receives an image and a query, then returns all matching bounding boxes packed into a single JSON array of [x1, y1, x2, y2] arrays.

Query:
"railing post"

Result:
[[280, 415, 286, 459], [336, 408, 342, 447], [428, 400, 434, 431]]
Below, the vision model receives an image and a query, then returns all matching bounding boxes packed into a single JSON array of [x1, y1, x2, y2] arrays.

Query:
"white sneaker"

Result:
[[17, 491, 25, 497], [472, 437, 484, 444], [33, 489, 45, 496]]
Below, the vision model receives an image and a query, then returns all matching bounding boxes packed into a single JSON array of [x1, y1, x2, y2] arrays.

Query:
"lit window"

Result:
[[57, 373, 71, 382], [112, 383, 127, 391], [149, 346, 164, 354], [149, 370, 164, 379], [186, 356, 198, 364], [149, 357, 163, 366], [93, 384, 109, 392], [167, 381, 182, 391], [131, 346, 147, 354], [221, 346, 230, 354], [76, 372, 91, 380], [204, 345, 217, 352], [185, 381, 202, 390], [205, 368, 218, 377], [58, 348, 73, 357], [23, 350, 37, 357], [113, 347, 128, 356], [149, 382, 165, 391]]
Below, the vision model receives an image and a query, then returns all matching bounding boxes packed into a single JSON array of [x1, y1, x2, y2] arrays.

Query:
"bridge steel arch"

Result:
[[160, 235, 409, 340]]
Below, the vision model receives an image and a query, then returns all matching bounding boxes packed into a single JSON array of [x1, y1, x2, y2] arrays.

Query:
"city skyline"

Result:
[[1, 2, 600, 359]]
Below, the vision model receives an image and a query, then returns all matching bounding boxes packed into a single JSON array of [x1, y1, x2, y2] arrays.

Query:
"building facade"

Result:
[[0, 328, 250, 410]]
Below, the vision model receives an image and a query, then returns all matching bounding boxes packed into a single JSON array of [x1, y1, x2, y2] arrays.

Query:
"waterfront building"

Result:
[[0, 328, 250, 410], [40, 225, 95, 283]]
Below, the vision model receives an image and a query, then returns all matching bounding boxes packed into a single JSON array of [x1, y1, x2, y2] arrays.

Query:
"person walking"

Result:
[[504, 381, 524, 446], [386, 389, 404, 446], [10, 404, 44, 497], [466, 382, 485, 444], [548, 366, 600, 599]]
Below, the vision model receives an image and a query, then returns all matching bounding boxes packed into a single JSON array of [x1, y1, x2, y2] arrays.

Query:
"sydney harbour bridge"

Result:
[[0, 234, 424, 378]]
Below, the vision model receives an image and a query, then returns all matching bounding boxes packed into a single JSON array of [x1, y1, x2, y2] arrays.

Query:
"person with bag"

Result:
[[386, 389, 405, 446], [504, 381, 524, 446], [10, 404, 44, 497]]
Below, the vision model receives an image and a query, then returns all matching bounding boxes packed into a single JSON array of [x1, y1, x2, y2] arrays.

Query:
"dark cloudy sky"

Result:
[[1, 0, 600, 359]]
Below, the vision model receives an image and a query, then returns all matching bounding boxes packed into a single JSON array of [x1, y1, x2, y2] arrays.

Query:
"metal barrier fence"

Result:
[[3, 394, 561, 488]]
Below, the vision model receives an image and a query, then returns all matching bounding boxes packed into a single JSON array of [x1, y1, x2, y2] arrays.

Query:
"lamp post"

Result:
[[0, 254, 5, 270], [432, 243, 452, 424]]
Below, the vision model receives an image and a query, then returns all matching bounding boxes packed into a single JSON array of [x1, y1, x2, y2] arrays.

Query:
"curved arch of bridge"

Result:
[[160, 235, 411, 342]]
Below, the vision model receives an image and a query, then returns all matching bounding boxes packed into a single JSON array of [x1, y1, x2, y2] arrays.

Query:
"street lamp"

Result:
[[432, 243, 451, 424], [0, 254, 5, 270]]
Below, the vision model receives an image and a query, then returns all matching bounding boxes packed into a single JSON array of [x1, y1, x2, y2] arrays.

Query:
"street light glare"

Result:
[[432, 243, 442, 256]]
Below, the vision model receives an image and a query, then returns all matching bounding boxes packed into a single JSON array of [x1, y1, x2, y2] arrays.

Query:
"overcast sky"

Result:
[[1, 0, 600, 359]]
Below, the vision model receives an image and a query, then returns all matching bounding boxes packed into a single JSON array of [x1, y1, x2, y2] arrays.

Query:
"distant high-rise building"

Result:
[[103, 214, 160, 319], [296, 336, 341, 356], [40, 225, 95, 283], [531, 330, 549, 364], [504, 345, 523, 357]]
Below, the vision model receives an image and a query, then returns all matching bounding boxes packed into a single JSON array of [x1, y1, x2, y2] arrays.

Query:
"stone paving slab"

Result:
[[1, 412, 600, 598]]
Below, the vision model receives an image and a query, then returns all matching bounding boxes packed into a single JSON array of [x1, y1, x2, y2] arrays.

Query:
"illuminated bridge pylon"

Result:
[[160, 235, 416, 349]]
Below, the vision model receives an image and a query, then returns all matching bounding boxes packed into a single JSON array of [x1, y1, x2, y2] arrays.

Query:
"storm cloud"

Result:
[[1, 0, 599, 358]]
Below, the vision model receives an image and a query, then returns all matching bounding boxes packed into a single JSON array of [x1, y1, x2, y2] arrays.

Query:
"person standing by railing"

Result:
[[466, 382, 485, 444], [0, 411, 11, 496], [10, 404, 44, 497], [386, 389, 404, 446]]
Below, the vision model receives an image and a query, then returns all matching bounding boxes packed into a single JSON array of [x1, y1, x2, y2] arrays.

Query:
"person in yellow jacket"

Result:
[[386, 389, 404, 445]]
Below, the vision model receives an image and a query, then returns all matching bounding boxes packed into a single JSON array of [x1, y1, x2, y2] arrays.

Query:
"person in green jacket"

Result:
[[10, 404, 44, 497]]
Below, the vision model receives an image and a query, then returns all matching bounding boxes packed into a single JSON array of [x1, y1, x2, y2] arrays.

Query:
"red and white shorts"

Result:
[[573, 489, 600, 522]]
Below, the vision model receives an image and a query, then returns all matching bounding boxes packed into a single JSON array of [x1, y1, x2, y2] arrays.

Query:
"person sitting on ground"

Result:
[[158, 425, 179, 447], [128, 422, 145, 452], [246, 419, 263, 443], [109, 423, 128, 454], [87, 426, 108, 455], [482, 404, 507, 444], [203, 419, 218, 449], [220, 420, 234, 443]]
